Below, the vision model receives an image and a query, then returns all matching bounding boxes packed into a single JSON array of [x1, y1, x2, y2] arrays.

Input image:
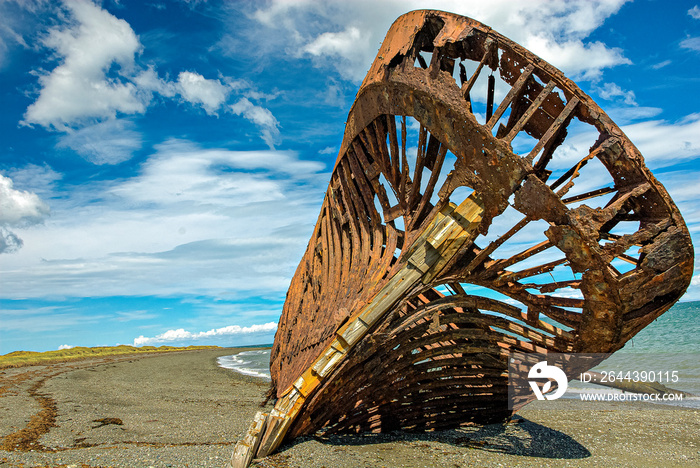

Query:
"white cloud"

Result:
[[229, 98, 281, 149], [680, 37, 700, 52], [0, 173, 50, 254], [58, 344, 74, 350], [651, 59, 671, 70], [133, 322, 277, 346], [689, 6, 700, 20], [0, 174, 50, 225], [622, 115, 700, 166], [57, 119, 143, 165], [23, 0, 145, 129], [547, 113, 700, 170], [176, 71, 230, 115], [0, 141, 328, 299], [250, 0, 630, 82], [20, 1, 280, 161], [596, 82, 636, 105]]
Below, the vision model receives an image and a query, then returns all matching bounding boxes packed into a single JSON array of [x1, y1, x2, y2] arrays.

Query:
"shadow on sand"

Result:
[[284, 417, 590, 460]]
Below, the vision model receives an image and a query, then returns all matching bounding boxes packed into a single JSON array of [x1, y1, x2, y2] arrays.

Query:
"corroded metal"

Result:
[[232, 10, 693, 465]]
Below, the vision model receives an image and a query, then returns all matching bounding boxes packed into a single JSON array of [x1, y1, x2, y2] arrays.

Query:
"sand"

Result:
[[1, 348, 698, 467]]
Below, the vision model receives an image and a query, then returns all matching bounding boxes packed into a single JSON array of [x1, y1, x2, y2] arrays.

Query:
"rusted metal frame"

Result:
[[462, 216, 530, 274], [520, 279, 581, 293], [486, 64, 535, 130], [498, 334, 551, 355], [526, 96, 579, 163], [602, 182, 651, 214], [398, 116, 410, 211], [257, 12, 694, 466], [320, 203, 343, 313], [326, 178, 355, 303], [492, 257, 568, 286], [407, 124, 428, 211], [489, 238, 554, 271], [261, 196, 487, 452], [461, 40, 496, 101], [391, 327, 496, 355], [384, 116, 401, 186], [503, 80, 557, 144], [549, 137, 616, 195], [336, 159, 370, 283], [389, 294, 521, 336], [332, 392, 508, 434], [373, 370, 509, 403], [615, 253, 640, 265], [561, 186, 616, 204], [407, 143, 449, 232], [486, 317, 560, 349], [365, 119, 394, 184], [380, 392, 509, 422], [345, 147, 385, 269]]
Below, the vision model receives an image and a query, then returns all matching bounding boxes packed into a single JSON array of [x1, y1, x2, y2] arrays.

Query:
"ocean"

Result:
[[217, 301, 699, 406], [217, 349, 271, 380]]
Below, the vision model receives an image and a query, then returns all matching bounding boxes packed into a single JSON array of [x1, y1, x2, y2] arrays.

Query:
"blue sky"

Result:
[[0, 0, 698, 354]]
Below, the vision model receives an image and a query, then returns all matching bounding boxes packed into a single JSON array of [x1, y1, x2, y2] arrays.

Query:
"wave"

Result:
[[217, 349, 271, 380]]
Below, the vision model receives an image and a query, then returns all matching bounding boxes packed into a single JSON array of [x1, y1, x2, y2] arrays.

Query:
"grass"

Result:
[[0, 344, 220, 369]]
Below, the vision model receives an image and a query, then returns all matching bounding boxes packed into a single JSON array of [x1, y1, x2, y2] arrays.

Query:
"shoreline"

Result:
[[1, 348, 698, 467]]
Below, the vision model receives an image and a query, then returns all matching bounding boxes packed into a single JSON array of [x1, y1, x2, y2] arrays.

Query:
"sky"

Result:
[[0, 0, 699, 354]]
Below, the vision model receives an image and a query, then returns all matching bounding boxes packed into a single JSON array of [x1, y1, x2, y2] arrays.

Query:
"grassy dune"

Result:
[[0, 344, 220, 369]]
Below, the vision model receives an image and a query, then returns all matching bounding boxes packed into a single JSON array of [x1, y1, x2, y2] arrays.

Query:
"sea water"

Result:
[[217, 349, 271, 380], [218, 301, 699, 406], [566, 300, 700, 408]]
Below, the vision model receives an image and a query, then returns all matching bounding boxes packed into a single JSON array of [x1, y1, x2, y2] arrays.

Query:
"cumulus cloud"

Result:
[[21, 1, 281, 162], [230, 98, 281, 149], [596, 82, 637, 105], [176, 71, 230, 115], [250, 0, 630, 82], [23, 0, 144, 129], [133, 322, 277, 346], [0, 174, 50, 254]]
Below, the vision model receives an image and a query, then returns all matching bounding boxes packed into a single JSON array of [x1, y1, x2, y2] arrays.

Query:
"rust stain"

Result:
[[231, 10, 693, 466]]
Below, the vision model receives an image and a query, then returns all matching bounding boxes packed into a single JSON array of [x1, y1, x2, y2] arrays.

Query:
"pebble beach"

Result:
[[1, 348, 698, 467]]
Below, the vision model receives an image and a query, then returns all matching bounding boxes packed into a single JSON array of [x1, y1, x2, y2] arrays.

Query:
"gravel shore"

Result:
[[1, 348, 698, 467]]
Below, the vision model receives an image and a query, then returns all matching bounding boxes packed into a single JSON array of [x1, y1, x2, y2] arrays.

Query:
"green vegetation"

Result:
[[0, 345, 220, 369]]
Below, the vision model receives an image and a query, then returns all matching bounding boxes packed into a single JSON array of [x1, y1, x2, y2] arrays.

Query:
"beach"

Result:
[[1, 348, 698, 467]]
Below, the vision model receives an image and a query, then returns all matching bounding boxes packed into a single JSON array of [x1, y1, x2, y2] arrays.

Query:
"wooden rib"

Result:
[[503, 80, 556, 143], [486, 64, 535, 129], [526, 96, 579, 163]]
